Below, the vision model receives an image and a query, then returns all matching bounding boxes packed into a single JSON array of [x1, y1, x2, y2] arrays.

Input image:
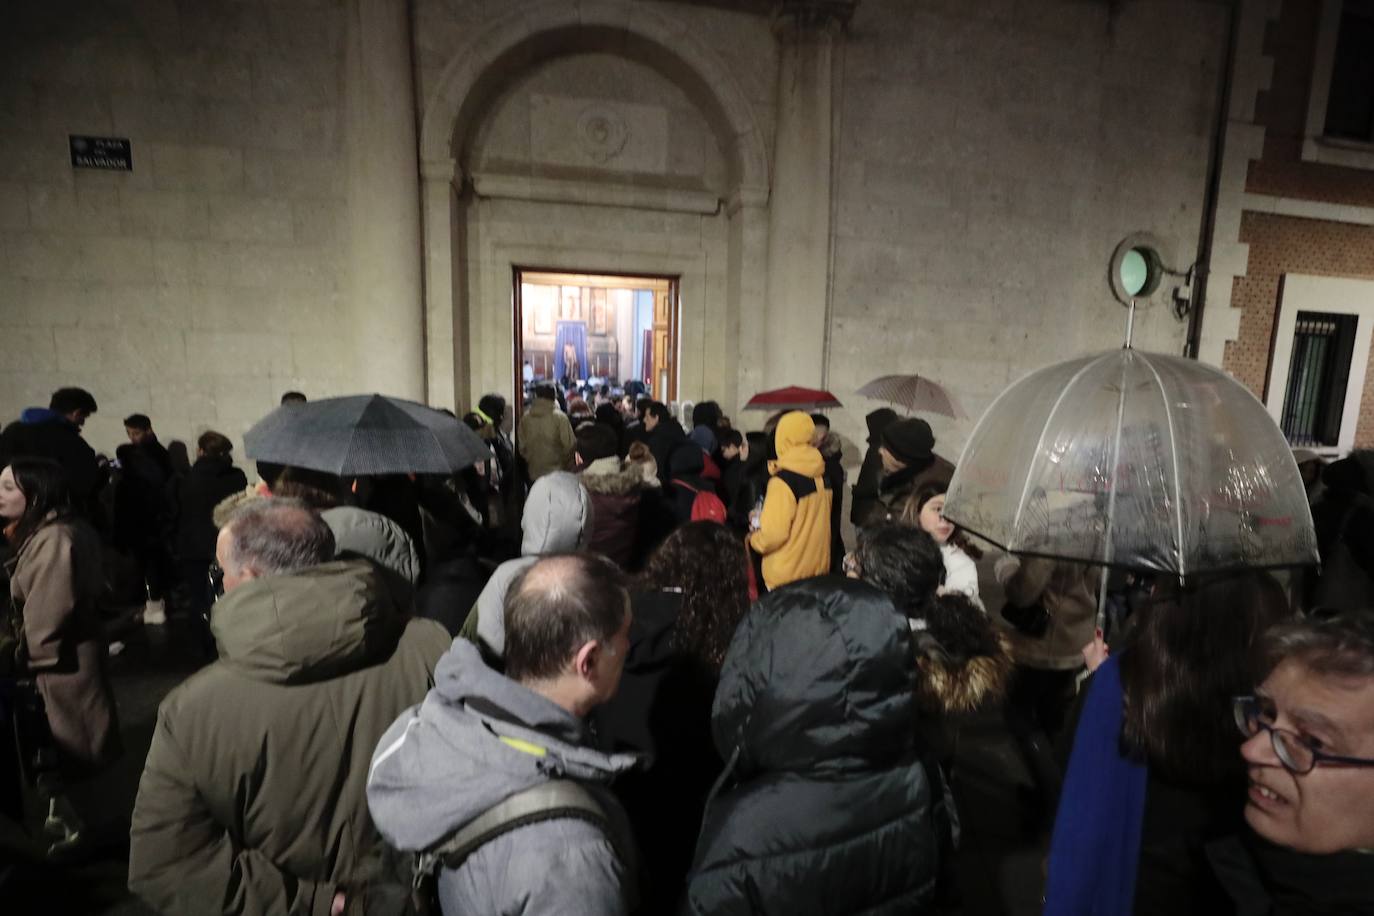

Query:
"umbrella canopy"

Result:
[[857, 373, 963, 418], [944, 349, 1318, 579], [742, 386, 842, 411], [243, 394, 489, 476]]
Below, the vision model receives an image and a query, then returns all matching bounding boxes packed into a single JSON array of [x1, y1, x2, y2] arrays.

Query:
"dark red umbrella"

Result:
[[742, 386, 843, 411]]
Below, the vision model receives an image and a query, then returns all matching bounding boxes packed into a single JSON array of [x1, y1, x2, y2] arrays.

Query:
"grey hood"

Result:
[[520, 471, 593, 555], [366, 639, 638, 852], [475, 472, 594, 655]]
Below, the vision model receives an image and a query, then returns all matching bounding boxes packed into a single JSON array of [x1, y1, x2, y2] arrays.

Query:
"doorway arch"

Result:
[[417, 0, 771, 413]]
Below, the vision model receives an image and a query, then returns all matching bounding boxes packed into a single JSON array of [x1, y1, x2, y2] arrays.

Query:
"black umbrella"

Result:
[[243, 394, 488, 476]]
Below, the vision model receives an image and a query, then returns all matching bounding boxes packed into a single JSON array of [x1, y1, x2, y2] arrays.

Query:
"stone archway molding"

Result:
[[418, 0, 770, 199]]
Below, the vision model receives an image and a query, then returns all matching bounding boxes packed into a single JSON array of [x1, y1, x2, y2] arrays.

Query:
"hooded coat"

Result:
[[518, 397, 575, 482], [849, 408, 898, 527], [473, 472, 593, 656], [127, 560, 449, 916], [749, 413, 832, 590], [366, 639, 639, 916], [579, 456, 649, 567], [683, 578, 938, 915]]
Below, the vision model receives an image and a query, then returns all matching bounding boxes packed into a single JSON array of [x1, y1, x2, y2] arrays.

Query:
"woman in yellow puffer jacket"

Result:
[[749, 411, 833, 590]]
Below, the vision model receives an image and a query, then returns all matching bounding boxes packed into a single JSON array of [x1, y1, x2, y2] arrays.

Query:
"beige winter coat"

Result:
[[995, 556, 1100, 670], [6, 515, 121, 774], [518, 398, 575, 481]]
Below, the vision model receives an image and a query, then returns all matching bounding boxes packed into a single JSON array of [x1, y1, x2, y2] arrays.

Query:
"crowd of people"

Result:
[[0, 382, 1372, 915]]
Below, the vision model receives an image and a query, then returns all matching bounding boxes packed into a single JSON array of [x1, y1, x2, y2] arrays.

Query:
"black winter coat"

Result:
[[682, 578, 938, 915], [647, 418, 688, 487], [591, 590, 721, 915], [176, 456, 248, 561]]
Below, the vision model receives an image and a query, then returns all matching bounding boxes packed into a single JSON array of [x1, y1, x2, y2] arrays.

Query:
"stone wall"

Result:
[[0, 0, 351, 456], [826, 0, 1229, 461]]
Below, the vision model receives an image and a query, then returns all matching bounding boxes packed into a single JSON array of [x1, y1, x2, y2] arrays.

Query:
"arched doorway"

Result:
[[416, 0, 770, 415]]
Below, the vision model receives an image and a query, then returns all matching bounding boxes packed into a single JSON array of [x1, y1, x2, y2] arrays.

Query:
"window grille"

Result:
[[1280, 311, 1359, 448]]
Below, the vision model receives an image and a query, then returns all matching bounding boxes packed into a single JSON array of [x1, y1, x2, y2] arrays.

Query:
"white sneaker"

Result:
[[142, 600, 167, 625]]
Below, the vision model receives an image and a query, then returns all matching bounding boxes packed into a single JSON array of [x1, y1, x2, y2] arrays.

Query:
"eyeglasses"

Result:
[[1233, 695, 1374, 775], [208, 562, 225, 600]]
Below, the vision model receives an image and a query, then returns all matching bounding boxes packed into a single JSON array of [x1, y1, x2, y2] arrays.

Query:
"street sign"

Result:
[[69, 136, 132, 171]]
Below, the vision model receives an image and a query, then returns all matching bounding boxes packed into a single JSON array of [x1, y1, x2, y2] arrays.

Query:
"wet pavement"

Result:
[[0, 607, 209, 916]]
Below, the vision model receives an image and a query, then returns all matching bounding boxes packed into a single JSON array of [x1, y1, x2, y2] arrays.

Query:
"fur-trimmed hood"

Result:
[[579, 457, 649, 496], [913, 629, 1014, 715]]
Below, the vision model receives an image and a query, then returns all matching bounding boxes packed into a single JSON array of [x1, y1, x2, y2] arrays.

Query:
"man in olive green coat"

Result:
[[128, 499, 449, 916], [518, 385, 575, 482]]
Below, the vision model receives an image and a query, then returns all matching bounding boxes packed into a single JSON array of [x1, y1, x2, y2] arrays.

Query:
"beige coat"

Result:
[[518, 398, 575, 481], [7, 516, 121, 774], [995, 556, 1100, 670]]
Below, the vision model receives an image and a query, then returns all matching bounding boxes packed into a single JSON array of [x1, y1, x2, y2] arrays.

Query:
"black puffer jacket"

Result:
[[682, 577, 938, 915]]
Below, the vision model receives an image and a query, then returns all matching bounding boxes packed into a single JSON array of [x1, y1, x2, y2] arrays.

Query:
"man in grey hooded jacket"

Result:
[[367, 553, 638, 915], [464, 470, 593, 655]]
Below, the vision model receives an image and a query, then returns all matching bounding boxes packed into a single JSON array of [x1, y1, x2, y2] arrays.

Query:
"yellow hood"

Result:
[[770, 411, 825, 478]]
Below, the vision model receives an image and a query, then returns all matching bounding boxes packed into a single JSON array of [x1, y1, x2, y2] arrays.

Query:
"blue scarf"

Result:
[[1044, 656, 1148, 916]]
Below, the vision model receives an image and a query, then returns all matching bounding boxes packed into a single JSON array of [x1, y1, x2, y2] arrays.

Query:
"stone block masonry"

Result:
[[0, 0, 352, 457]]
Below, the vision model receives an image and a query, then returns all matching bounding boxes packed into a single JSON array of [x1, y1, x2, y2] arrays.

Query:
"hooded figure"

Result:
[[682, 578, 938, 914], [850, 407, 898, 526], [472, 472, 593, 655], [748, 412, 832, 590], [366, 639, 639, 916], [128, 560, 449, 914]]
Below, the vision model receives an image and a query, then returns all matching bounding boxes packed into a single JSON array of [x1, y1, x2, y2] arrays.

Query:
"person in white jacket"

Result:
[[903, 481, 983, 609]]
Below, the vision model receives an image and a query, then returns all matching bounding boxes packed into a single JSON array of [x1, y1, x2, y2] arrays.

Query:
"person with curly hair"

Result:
[[590, 521, 752, 912]]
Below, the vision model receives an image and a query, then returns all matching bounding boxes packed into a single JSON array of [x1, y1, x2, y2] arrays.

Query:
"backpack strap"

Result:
[[671, 479, 700, 495], [414, 780, 623, 887], [775, 469, 826, 500]]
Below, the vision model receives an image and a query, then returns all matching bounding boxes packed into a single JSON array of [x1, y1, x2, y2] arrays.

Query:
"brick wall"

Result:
[[1247, 0, 1374, 204], [1224, 211, 1374, 446]]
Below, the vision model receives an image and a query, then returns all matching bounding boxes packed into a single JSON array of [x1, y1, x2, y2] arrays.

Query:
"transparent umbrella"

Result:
[[944, 348, 1319, 582]]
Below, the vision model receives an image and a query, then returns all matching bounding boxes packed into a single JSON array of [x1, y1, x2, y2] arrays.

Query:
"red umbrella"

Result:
[[743, 386, 843, 411]]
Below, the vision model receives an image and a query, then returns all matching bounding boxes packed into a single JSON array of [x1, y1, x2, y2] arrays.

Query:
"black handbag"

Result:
[[1000, 600, 1051, 638]]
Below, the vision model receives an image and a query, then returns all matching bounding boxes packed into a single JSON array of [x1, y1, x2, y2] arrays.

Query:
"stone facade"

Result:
[[2, 0, 1235, 465], [0, 0, 351, 453]]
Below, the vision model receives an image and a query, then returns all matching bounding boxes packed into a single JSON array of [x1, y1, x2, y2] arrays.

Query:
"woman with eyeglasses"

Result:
[[1042, 571, 1291, 916], [0, 457, 121, 858]]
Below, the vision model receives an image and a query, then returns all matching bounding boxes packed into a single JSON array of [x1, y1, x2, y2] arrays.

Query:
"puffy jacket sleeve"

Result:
[[748, 477, 796, 556], [128, 705, 338, 916], [682, 863, 759, 916]]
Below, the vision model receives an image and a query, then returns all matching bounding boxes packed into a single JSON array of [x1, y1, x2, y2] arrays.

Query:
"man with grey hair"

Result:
[[129, 500, 450, 915], [1210, 609, 1374, 911], [368, 552, 638, 915]]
